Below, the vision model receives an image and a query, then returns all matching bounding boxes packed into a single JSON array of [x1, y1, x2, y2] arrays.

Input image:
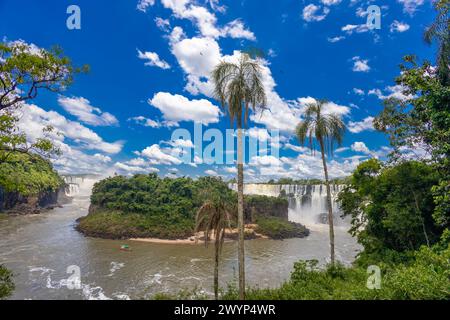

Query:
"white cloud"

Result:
[[321, 0, 342, 5], [205, 169, 218, 175], [155, 17, 171, 31], [137, 0, 155, 12], [341, 24, 369, 34], [247, 127, 271, 142], [348, 116, 374, 133], [57, 96, 118, 127], [159, 0, 254, 40], [390, 20, 410, 33], [93, 153, 112, 163], [140, 144, 183, 165], [224, 166, 237, 174], [137, 49, 171, 69], [295, 97, 351, 116], [250, 155, 283, 167], [302, 4, 330, 22], [368, 85, 414, 101], [168, 138, 194, 148], [221, 19, 256, 40], [353, 88, 365, 95], [352, 56, 370, 72], [149, 92, 221, 125], [355, 7, 368, 17], [128, 116, 161, 128], [351, 141, 370, 154], [327, 36, 345, 43], [114, 161, 159, 175], [17, 104, 123, 154], [397, 0, 424, 15], [284, 143, 309, 153]]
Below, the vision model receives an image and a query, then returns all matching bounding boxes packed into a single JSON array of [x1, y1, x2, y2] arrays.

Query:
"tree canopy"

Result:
[[0, 40, 88, 110]]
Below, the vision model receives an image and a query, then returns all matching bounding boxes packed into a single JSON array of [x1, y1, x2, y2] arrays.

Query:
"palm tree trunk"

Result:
[[214, 240, 219, 300], [319, 138, 335, 265], [237, 121, 245, 300]]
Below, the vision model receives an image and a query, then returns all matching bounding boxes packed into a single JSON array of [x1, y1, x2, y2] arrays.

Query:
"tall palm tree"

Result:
[[295, 100, 345, 265], [195, 199, 233, 300], [212, 53, 267, 299], [424, 0, 450, 85]]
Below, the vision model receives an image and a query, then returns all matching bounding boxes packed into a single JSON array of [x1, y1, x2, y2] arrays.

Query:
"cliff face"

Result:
[[0, 187, 64, 215], [244, 195, 289, 223]]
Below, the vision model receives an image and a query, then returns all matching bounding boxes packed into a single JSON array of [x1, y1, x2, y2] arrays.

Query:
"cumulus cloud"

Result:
[[137, 0, 155, 12], [390, 20, 410, 33], [57, 96, 118, 127], [348, 116, 374, 133], [17, 104, 123, 154], [368, 85, 414, 101], [221, 19, 256, 40], [302, 4, 330, 22], [137, 49, 171, 69], [149, 92, 221, 125], [140, 144, 183, 165], [351, 141, 370, 154], [155, 0, 255, 40], [352, 56, 371, 72]]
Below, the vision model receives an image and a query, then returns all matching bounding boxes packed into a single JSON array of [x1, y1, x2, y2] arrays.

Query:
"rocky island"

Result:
[[76, 174, 309, 242]]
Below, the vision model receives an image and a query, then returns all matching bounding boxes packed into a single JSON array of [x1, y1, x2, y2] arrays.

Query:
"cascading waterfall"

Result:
[[62, 176, 98, 198], [64, 183, 80, 197], [229, 184, 345, 227]]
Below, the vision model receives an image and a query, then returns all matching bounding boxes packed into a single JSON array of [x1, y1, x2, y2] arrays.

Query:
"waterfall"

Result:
[[64, 183, 80, 197], [229, 183, 345, 227], [62, 175, 99, 198]]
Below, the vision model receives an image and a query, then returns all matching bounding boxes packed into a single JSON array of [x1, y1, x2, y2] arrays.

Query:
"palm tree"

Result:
[[211, 53, 267, 299], [295, 100, 345, 264], [195, 198, 233, 300], [424, 0, 450, 85]]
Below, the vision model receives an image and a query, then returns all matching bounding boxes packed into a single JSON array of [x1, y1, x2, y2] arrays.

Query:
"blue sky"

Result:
[[0, 0, 438, 181]]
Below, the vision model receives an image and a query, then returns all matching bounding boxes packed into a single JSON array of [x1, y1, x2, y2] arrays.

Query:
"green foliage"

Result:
[[0, 151, 63, 196], [83, 175, 236, 239], [255, 217, 309, 240], [0, 112, 61, 162], [83, 174, 298, 240], [295, 100, 345, 156], [0, 40, 88, 110], [222, 245, 450, 300], [374, 57, 450, 232], [0, 265, 14, 299], [339, 160, 443, 253], [77, 210, 194, 240], [212, 53, 266, 127]]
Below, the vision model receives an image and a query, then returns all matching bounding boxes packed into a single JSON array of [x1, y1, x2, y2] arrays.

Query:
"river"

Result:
[[0, 180, 360, 300]]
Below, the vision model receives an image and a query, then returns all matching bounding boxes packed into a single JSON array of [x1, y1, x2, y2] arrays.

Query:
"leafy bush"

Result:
[[222, 245, 450, 300], [0, 265, 14, 299], [338, 160, 443, 253], [255, 217, 309, 239], [0, 152, 63, 196]]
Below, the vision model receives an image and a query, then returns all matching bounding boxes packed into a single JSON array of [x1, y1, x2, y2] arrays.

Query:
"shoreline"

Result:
[[129, 225, 269, 245]]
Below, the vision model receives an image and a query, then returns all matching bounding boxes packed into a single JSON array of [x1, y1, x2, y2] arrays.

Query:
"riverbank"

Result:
[[129, 225, 269, 245]]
